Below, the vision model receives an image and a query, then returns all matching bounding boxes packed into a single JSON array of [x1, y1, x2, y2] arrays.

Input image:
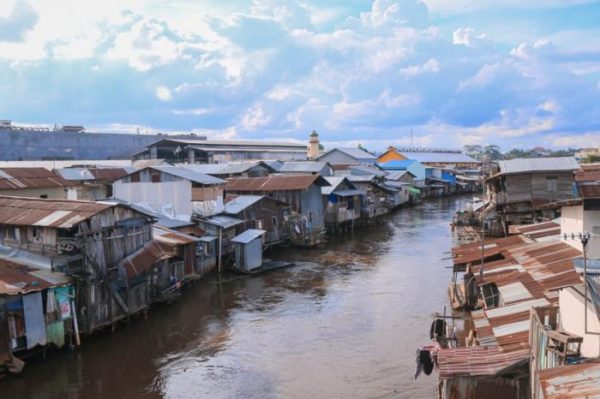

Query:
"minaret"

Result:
[[308, 130, 320, 159]]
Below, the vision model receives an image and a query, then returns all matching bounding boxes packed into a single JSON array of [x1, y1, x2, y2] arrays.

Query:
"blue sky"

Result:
[[0, 0, 598, 151]]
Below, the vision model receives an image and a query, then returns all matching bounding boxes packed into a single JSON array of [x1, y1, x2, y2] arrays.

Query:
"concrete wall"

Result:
[[113, 180, 192, 220], [0, 129, 164, 160], [559, 287, 600, 357]]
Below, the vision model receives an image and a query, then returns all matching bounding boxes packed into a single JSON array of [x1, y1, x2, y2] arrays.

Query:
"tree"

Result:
[[483, 144, 503, 160], [463, 145, 483, 160]]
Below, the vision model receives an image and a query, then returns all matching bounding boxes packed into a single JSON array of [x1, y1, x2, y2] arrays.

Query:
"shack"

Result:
[[0, 196, 155, 334], [0, 168, 70, 199], [55, 166, 130, 201], [223, 195, 286, 246], [231, 229, 266, 273], [317, 147, 377, 167], [197, 215, 245, 270], [484, 157, 579, 236], [225, 175, 330, 247], [322, 177, 362, 231], [113, 165, 227, 219], [0, 258, 75, 374]]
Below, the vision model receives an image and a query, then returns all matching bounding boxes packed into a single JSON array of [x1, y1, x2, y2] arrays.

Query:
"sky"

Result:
[[0, 0, 599, 152]]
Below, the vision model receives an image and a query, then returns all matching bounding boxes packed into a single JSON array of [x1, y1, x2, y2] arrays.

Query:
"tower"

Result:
[[308, 130, 320, 159]]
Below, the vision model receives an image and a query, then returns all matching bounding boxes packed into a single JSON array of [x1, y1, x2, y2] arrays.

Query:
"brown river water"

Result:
[[3, 196, 467, 399]]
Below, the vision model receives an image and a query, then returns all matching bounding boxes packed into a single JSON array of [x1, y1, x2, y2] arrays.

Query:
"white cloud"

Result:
[[155, 85, 172, 101], [401, 58, 439, 76], [452, 27, 491, 47]]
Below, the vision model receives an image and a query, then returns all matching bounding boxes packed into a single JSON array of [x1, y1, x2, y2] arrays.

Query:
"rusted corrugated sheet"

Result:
[[575, 170, 600, 182], [437, 346, 529, 378], [0, 167, 69, 189], [88, 168, 129, 181], [0, 196, 113, 227], [119, 239, 177, 279], [579, 184, 600, 199], [539, 363, 600, 399], [153, 225, 199, 246], [0, 258, 71, 295], [226, 175, 329, 192]]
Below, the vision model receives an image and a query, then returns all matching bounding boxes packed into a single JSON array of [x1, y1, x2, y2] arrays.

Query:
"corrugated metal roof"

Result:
[[0, 167, 69, 189], [318, 147, 376, 161], [0, 258, 71, 295], [386, 170, 414, 180], [278, 161, 328, 173], [586, 274, 600, 318], [226, 175, 330, 192], [437, 346, 529, 378], [181, 161, 275, 176], [55, 167, 95, 181], [202, 215, 245, 229], [575, 170, 600, 182], [378, 160, 417, 170], [0, 196, 114, 228], [579, 183, 600, 199], [153, 225, 200, 246], [224, 195, 264, 214], [397, 151, 478, 164], [332, 189, 363, 197], [321, 176, 356, 195], [497, 157, 579, 175], [350, 164, 386, 177], [346, 174, 375, 183], [119, 239, 177, 279], [539, 363, 600, 399], [151, 166, 226, 185], [156, 138, 306, 149], [231, 229, 266, 244]]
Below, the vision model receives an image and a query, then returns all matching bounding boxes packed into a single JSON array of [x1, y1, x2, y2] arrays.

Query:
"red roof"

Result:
[[0, 167, 69, 189], [88, 168, 129, 181], [226, 175, 330, 192], [437, 346, 529, 378]]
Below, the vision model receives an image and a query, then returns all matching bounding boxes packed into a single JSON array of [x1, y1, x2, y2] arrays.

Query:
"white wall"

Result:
[[559, 287, 600, 357], [561, 204, 600, 259], [113, 180, 192, 221]]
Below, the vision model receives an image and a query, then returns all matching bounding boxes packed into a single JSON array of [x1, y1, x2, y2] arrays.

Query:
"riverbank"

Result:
[[1, 196, 468, 398]]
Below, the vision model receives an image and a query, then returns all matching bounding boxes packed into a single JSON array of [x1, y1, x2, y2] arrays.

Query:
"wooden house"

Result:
[[0, 168, 69, 199], [0, 258, 74, 373], [0, 196, 155, 334], [113, 165, 227, 219], [55, 167, 130, 201], [484, 157, 580, 236], [347, 175, 393, 221], [225, 175, 330, 247], [223, 195, 286, 246], [321, 177, 362, 231], [196, 215, 246, 271]]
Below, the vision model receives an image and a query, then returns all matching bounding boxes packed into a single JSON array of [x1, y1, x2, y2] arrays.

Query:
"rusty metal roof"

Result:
[[539, 363, 600, 399], [153, 225, 200, 246], [0, 258, 71, 295], [0, 196, 113, 228], [575, 170, 600, 182], [226, 174, 330, 192], [578, 183, 600, 199], [119, 239, 177, 279], [437, 346, 529, 378], [0, 167, 69, 189]]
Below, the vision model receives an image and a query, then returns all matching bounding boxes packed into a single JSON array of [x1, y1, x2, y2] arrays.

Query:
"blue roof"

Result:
[[378, 160, 416, 170]]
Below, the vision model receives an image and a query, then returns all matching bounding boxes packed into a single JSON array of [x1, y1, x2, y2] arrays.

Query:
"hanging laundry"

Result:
[[430, 319, 447, 339]]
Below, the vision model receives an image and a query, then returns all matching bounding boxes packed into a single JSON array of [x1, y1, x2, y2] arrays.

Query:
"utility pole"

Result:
[[479, 156, 488, 278]]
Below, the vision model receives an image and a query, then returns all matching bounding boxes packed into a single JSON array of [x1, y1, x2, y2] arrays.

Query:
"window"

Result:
[[546, 176, 557, 192], [130, 172, 140, 183], [39, 194, 48, 199], [151, 172, 161, 183]]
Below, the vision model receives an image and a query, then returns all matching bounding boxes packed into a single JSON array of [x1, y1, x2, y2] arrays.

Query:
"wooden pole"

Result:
[[218, 227, 223, 273]]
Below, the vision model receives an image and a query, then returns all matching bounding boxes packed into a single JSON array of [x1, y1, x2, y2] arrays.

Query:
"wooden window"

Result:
[[130, 172, 140, 183], [546, 176, 557, 192], [151, 172, 161, 183]]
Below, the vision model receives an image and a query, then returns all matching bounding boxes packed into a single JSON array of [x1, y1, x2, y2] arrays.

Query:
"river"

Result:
[[3, 196, 467, 399]]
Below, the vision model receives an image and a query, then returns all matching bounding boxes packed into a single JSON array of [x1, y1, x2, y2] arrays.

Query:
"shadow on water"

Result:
[[2, 196, 468, 399]]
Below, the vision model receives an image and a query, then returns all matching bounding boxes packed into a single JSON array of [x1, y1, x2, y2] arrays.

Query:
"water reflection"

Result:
[[3, 197, 465, 399]]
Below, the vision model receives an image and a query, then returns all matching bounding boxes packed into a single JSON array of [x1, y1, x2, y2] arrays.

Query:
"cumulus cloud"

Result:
[[0, 0, 598, 150], [155, 86, 172, 101], [0, 1, 38, 42]]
